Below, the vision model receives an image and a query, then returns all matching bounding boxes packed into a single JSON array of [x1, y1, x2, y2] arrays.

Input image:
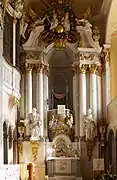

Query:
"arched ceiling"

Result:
[[24, 0, 112, 45], [105, 0, 117, 44], [25, 0, 111, 21]]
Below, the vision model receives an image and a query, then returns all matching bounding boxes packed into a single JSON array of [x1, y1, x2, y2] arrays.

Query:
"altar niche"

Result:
[[48, 48, 73, 110]]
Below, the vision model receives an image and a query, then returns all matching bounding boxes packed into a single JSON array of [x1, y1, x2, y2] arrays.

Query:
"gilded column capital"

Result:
[[35, 63, 44, 73], [13, 13, 17, 24], [43, 65, 49, 76], [101, 46, 110, 64], [25, 64, 33, 73], [79, 64, 88, 74], [13, 17, 17, 24], [96, 65, 102, 77], [89, 64, 98, 74]]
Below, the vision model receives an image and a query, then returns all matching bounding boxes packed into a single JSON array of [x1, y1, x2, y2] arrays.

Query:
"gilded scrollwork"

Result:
[[18, 142, 23, 155], [30, 140, 39, 161]]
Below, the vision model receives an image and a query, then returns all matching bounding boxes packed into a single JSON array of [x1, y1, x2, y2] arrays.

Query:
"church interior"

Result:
[[0, 0, 117, 180]]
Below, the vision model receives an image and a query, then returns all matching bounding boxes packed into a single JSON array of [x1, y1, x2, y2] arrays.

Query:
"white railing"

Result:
[[3, 57, 21, 100]]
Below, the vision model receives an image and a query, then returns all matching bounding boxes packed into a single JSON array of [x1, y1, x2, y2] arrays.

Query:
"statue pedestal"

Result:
[[19, 140, 45, 180]]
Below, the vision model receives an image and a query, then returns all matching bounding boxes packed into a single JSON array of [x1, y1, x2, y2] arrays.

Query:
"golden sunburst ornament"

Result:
[[55, 24, 64, 33]]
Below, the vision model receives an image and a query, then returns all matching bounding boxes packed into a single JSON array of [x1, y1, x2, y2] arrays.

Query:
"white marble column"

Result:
[[43, 65, 49, 137], [79, 64, 87, 137], [36, 64, 44, 137], [72, 66, 79, 137], [103, 45, 111, 118], [13, 17, 17, 66], [20, 71, 25, 119], [90, 64, 98, 123], [25, 64, 33, 117], [97, 67, 102, 121]]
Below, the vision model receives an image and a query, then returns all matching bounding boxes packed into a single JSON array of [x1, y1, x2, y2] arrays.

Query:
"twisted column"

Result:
[[79, 64, 87, 137], [89, 64, 98, 123], [36, 64, 44, 137], [25, 64, 33, 117]]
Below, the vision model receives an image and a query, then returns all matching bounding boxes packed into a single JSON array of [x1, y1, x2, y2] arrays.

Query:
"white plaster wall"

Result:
[[108, 96, 117, 134], [106, 0, 117, 44]]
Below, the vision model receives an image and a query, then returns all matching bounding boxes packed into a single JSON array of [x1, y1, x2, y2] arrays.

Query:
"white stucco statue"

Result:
[[76, 18, 92, 34], [83, 109, 96, 141], [50, 11, 58, 30], [24, 108, 42, 140], [15, 0, 24, 18], [63, 12, 70, 32]]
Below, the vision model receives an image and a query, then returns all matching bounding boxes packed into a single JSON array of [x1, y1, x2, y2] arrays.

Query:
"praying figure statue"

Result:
[[83, 109, 96, 141], [24, 108, 42, 140]]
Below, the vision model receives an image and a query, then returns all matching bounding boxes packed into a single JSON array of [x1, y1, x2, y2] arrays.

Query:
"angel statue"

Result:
[[63, 12, 70, 32], [15, 0, 24, 18], [76, 6, 92, 34], [83, 109, 96, 141], [50, 11, 58, 30], [24, 108, 42, 140], [20, 12, 28, 39]]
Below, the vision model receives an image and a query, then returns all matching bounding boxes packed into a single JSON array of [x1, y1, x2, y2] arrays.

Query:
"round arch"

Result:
[[105, 0, 117, 44]]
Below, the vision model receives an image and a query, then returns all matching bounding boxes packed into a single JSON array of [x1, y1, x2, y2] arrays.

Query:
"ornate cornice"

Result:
[[25, 51, 43, 61], [79, 51, 101, 63]]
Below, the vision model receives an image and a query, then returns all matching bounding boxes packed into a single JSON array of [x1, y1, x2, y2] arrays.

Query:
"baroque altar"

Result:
[[8, 0, 110, 179]]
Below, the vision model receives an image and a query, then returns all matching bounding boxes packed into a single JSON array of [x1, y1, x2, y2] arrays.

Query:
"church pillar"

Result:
[[89, 64, 98, 123], [25, 64, 33, 117], [102, 45, 111, 118], [79, 64, 87, 137], [13, 16, 17, 66], [36, 64, 44, 137], [72, 66, 79, 137], [43, 65, 49, 137], [96, 66, 102, 121], [20, 69, 25, 119]]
